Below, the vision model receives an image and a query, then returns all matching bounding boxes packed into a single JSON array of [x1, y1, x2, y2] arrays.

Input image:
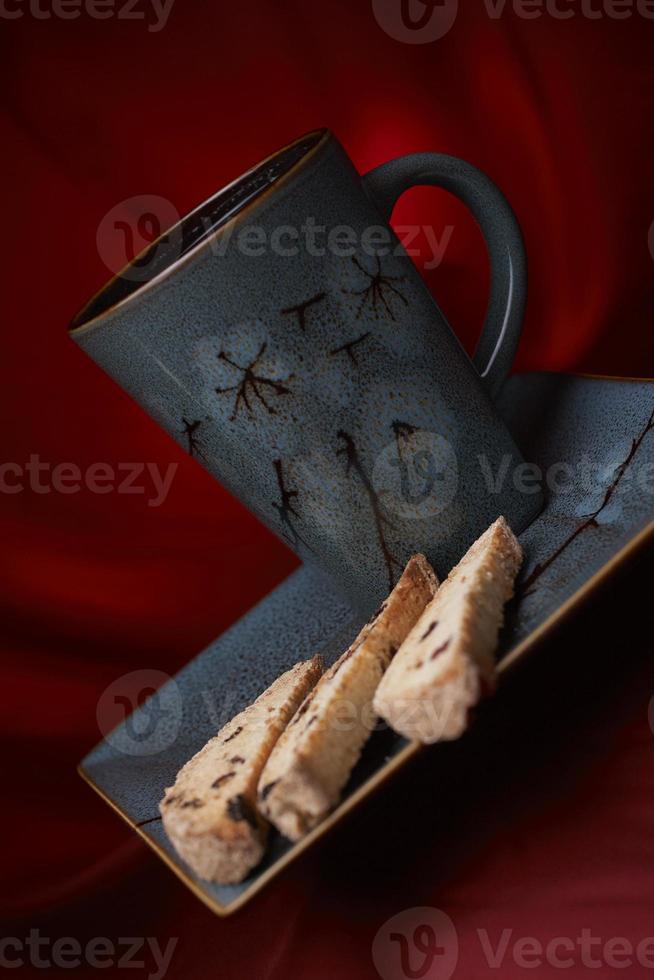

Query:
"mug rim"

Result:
[[70, 128, 331, 337]]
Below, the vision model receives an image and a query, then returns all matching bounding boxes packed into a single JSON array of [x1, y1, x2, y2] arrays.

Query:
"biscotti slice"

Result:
[[374, 517, 522, 744], [160, 656, 323, 883], [257, 554, 439, 841]]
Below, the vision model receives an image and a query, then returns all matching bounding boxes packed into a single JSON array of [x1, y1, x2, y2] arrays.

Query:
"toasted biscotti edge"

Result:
[[159, 655, 323, 883], [257, 554, 439, 840]]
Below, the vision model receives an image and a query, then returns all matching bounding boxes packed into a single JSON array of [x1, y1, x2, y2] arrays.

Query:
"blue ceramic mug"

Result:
[[71, 130, 542, 612]]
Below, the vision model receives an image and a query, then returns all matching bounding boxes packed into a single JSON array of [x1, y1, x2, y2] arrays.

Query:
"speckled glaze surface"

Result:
[[80, 373, 654, 916], [498, 373, 654, 646], [71, 130, 539, 613]]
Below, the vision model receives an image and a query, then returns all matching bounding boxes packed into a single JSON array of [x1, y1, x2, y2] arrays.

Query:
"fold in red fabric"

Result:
[[1, 2, 653, 977]]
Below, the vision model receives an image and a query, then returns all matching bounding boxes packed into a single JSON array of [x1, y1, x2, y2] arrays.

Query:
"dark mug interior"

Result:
[[71, 130, 327, 332]]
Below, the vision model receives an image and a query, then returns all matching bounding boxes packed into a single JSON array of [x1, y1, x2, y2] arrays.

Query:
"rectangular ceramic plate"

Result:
[[80, 372, 654, 915]]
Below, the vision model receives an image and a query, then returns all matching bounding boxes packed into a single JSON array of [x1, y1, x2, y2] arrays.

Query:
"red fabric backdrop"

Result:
[[1, 2, 654, 977]]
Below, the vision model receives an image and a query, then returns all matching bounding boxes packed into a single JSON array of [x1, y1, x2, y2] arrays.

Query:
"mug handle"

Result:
[[362, 154, 527, 399]]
